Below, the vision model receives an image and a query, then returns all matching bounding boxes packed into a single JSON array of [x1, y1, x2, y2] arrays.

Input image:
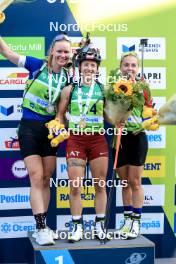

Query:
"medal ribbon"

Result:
[[77, 81, 95, 121], [48, 68, 64, 105]]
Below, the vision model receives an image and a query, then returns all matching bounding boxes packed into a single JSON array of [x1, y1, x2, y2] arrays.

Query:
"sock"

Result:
[[34, 213, 46, 230], [72, 216, 82, 224], [131, 208, 142, 221], [124, 205, 133, 219], [95, 215, 105, 222], [44, 212, 47, 224]]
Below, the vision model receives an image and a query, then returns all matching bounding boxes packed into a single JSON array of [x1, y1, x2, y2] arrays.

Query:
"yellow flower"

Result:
[[113, 80, 133, 96]]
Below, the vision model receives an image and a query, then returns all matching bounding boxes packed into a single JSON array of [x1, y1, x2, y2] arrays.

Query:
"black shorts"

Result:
[[18, 119, 58, 159], [112, 131, 148, 168]]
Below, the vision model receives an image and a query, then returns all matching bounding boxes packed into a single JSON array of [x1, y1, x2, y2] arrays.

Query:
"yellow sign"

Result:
[[56, 186, 95, 208], [143, 156, 165, 178]]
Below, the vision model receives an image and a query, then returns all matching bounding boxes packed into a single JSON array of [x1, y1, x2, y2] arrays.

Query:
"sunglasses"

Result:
[[53, 34, 70, 43]]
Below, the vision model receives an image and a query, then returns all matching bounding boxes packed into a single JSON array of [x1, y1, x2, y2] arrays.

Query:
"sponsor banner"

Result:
[[143, 156, 165, 178], [0, 128, 19, 151], [116, 213, 164, 234], [0, 158, 28, 180], [0, 187, 30, 210], [138, 67, 166, 90], [117, 37, 166, 60], [0, 98, 23, 120], [0, 37, 45, 59], [0, 68, 28, 90], [152, 97, 166, 111], [146, 127, 166, 149], [57, 214, 95, 231], [56, 186, 95, 208], [0, 216, 35, 238], [116, 185, 165, 206], [70, 37, 106, 59], [56, 157, 68, 179], [56, 157, 92, 179]]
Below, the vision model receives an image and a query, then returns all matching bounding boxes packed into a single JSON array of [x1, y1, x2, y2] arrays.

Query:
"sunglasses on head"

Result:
[[53, 34, 70, 43]]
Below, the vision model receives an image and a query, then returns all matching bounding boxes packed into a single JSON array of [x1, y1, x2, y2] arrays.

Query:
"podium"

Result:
[[29, 231, 155, 264]]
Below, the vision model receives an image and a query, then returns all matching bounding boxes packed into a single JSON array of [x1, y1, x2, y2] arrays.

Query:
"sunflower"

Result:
[[113, 80, 133, 96]]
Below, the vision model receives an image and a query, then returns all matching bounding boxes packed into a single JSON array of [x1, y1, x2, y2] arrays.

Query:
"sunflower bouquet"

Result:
[[104, 69, 147, 125]]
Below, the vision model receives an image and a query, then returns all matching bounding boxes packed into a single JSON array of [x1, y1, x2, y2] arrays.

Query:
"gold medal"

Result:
[[78, 119, 86, 129]]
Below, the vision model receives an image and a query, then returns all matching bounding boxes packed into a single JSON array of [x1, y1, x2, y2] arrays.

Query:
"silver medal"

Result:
[[46, 104, 54, 113]]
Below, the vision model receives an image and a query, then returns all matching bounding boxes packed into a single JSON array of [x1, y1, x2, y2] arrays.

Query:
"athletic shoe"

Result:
[[94, 220, 107, 240], [68, 222, 83, 243], [32, 226, 58, 240], [118, 217, 132, 236], [35, 228, 55, 246], [126, 220, 140, 239]]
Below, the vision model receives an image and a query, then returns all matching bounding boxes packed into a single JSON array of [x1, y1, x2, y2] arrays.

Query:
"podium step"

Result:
[[29, 230, 155, 264]]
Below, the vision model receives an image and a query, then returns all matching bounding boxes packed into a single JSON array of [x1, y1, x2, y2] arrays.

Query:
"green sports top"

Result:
[[69, 82, 104, 133], [23, 65, 68, 116]]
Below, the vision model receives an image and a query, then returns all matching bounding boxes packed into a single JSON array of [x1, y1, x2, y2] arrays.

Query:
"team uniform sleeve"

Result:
[[18, 55, 44, 79]]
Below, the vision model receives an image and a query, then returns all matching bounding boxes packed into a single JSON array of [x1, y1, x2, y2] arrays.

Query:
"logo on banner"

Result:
[[56, 187, 95, 208], [0, 99, 23, 120], [0, 105, 14, 116], [4, 137, 19, 150], [0, 37, 45, 59], [0, 128, 20, 151], [146, 127, 166, 149], [122, 44, 135, 52], [125, 253, 146, 264], [117, 37, 165, 60], [65, 219, 94, 231], [57, 214, 95, 231], [1, 223, 11, 233], [12, 160, 28, 178], [0, 216, 35, 238], [137, 67, 166, 90], [0, 68, 28, 90], [116, 185, 165, 206], [143, 156, 165, 178], [0, 187, 30, 210]]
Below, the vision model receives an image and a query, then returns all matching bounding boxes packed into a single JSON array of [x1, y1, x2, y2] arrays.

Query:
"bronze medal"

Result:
[[79, 119, 86, 129]]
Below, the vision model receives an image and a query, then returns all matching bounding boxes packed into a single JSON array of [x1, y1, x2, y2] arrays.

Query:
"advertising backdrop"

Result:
[[0, 0, 176, 262]]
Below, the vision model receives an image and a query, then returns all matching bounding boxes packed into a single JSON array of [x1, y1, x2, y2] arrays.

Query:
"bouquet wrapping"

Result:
[[104, 69, 146, 125]]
